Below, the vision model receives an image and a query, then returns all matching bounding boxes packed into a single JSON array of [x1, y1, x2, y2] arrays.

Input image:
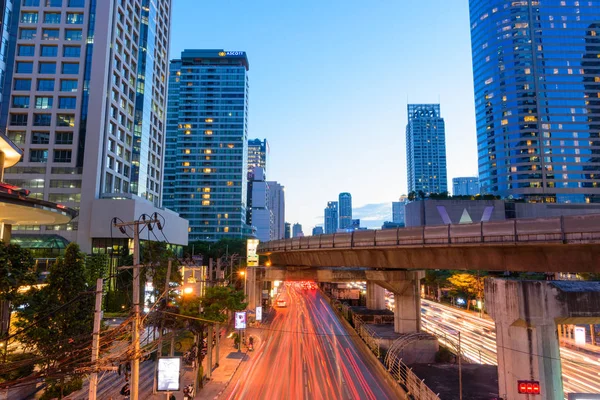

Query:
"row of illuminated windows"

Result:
[[16, 60, 79, 74], [12, 96, 77, 109], [9, 113, 74, 126], [18, 44, 81, 57], [7, 130, 73, 145], [19, 27, 82, 41], [21, 11, 83, 24], [23, 0, 85, 7], [5, 178, 81, 189], [27, 148, 72, 163], [14, 77, 77, 92], [106, 155, 130, 178]]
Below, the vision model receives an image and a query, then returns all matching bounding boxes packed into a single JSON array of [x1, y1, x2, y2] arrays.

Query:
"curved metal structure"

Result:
[[258, 214, 600, 273]]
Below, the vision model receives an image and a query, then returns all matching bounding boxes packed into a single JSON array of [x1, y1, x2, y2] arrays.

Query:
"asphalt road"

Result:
[[420, 299, 600, 396], [226, 283, 397, 400]]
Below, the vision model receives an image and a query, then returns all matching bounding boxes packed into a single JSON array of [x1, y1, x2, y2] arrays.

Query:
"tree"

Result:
[[422, 270, 452, 301], [447, 272, 485, 310], [85, 254, 109, 287], [15, 243, 94, 398]]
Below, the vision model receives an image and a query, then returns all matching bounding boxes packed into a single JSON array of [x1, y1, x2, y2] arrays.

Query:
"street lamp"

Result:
[[239, 270, 247, 298]]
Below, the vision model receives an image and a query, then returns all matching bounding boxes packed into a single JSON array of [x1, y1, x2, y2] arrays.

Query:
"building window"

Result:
[[19, 29, 37, 40], [57, 114, 75, 127], [10, 114, 28, 126], [55, 132, 73, 144], [16, 62, 33, 74], [40, 45, 58, 57], [43, 12, 61, 24], [60, 79, 78, 92], [66, 13, 83, 24], [20, 12, 38, 24], [37, 79, 55, 91], [64, 29, 82, 41], [29, 149, 48, 163], [14, 79, 32, 91], [39, 62, 57, 74], [53, 150, 72, 163], [7, 131, 26, 144], [45, 0, 63, 7], [67, 0, 84, 7], [42, 29, 60, 40], [23, 0, 40, 5], [63, 46, 81, 57], [61, 63, 79, 74], [12, 96, 30, 109], [17, 45, 35, 57], [31, 131, 50, 144], [58, 97, 76, 109], [33, 114, 52, 126], [35, 96, 53, 109]]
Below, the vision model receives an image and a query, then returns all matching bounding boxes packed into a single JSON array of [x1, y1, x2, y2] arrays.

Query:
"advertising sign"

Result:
[[256, 306, 262, 321], [574, 326, 586, 346], [247, 239, 259, 267], [156, 357, 181, 392], [235, 311, 247, 330]]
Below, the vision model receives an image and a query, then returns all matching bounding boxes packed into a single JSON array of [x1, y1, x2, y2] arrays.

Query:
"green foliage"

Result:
[[39, 377, 82, 400], [14, 243, 94, 392], [178, 286, 247, 334], [435, 346, 455, 363], [0, 243, 36, 303], [0, 352, 36, 383], [447, 272, 486, 309], [578, 273, 600, 281], [143, 241, 182, 299], [184, 238, 247, 261], [85, 254, 109, 287]]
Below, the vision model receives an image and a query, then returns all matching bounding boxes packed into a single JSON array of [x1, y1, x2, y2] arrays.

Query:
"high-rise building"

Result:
[[338, 192, 352, 229], [267, 181, 285, 239], [324, 201, 338, 234], [248, 138, 268, 178], [0, 1, 13, 108], [249, 168, 272, 242], [292, 223, 303, 238], [284, 222, 291, 239], [452, 177, 480, 196], [392, 200, 406, 225], [312, 226, 323, 236], [470, 1, 600, 203], [406, 104, 448, 195], [164, 50, 251, 241], [2, 0, 188, 253]]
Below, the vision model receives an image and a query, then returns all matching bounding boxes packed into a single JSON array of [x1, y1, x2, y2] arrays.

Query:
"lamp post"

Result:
[[239, 270, 246, 298]]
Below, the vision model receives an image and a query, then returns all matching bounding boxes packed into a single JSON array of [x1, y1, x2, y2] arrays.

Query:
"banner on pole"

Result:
[[235, 311, 247, 330], [256, 306, 262, 321], [247, 239, 259, 267], [157, 357, 181, 392]]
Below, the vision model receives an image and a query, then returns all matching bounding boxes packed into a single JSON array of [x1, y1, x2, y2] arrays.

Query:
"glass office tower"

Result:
[[324, 201, 338, 234], [470, 0, 600, 202], [164, 49, 251, 241], [406, 104, 448, 194], [338, 192, 352, 229]]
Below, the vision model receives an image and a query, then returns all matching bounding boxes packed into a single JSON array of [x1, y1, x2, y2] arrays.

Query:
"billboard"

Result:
[[156, 357, 181, 392], [235, 311, 247, 330], [256, 306, 262, 321], [247, 239, 259, 267], [574, 326, 586, 346]]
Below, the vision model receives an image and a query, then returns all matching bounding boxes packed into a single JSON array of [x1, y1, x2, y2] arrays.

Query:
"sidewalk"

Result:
[[148, 327, 249, 400]]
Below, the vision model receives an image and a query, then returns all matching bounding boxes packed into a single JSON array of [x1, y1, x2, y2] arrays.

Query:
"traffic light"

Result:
[[517, 380, 541, 395]]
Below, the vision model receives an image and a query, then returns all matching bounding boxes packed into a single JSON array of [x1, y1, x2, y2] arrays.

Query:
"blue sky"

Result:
[[170, 0, 478, 230]]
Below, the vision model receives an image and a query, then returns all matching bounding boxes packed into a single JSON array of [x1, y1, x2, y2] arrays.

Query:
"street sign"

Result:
[[574, 326, 586, 346], [256, 306, 262, 321], [235, 311, 247, 330], [156, 357, 181, 392]]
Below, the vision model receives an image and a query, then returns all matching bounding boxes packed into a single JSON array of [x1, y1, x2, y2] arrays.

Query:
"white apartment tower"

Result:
[[2, 0, 188, 252]]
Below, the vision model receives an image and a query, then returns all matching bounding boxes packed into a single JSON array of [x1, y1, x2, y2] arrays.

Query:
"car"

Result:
[[276, 299, 287, 307]]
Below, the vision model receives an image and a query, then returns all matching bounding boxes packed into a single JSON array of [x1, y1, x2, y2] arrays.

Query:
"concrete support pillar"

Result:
[[0, 151, 5, 182], [0, 223, 11, 245], [247, 267, 257, 310], [485, 279, 600, 400], [365, 281, 386, 310], [591, 324, 596, 346]]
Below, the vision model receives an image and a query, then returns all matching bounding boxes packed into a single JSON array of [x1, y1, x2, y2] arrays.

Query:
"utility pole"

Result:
[[458, 331, 463, 400], [153, 260, 172, 394], [88, 278, 103, 400], [207, 325, 213, 379], [113, 217, 158, 400], [215, 323, 220, 368]]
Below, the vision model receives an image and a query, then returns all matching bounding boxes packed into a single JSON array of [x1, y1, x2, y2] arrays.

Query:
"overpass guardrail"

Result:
[[258, 214, 600, 253]]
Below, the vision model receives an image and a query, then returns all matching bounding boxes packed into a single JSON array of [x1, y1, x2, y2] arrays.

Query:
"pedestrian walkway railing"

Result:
[[385, 335, 441, 400], [352, 314, 382, 358]]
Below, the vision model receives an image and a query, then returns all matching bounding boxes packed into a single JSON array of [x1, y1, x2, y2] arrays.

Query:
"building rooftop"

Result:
[[179, 49, 249, 70]]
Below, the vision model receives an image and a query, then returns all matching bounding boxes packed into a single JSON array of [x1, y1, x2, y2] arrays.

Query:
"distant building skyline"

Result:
[[453, 177, 480, 196], [248, 138, 269, 179], [338, 192, 352, 229], [268, 181, 285, 240], [312, 226, 324, 236], [392, 201, 406, 225], [292, 223, 303, 237], [324, 201, 338, 234], [406, 104, 448, 195]]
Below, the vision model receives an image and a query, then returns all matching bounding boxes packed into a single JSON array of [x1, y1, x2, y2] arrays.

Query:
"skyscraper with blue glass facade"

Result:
[[470, 0, 600, 202], [406, 104, 448, 194], [164, 50, 251, 241], [338, 192, 352, 229]]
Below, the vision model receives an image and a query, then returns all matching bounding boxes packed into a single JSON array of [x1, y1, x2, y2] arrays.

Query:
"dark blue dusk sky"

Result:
[[170, 0, 478, 229]]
